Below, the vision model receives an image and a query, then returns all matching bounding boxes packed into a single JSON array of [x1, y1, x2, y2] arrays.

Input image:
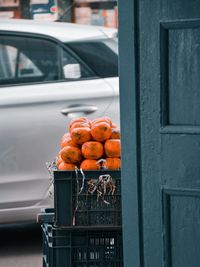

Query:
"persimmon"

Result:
[[69, 117, 90, 129], [82, 141, 104, 159], [60, 132, 69, 145], [102, 158, 121, 170], [104, 139, 121, 158], [60, 146, 82, 164], [58, 161, 76, 171], [71, 127, 92, 145], [80, 159, 100, 170], [61, 134, 78, 148], [111, 123, 119, 128], [70, 121, 91, 133], [61, 132, 70, 141], [91, 122, 112, 142], [57, 154, 63, 166], [110, 128, 120, 139], [91, 116, 112, 126]]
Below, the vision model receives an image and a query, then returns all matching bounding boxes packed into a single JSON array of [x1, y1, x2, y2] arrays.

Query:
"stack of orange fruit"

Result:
[[57, 116, 121, 171]]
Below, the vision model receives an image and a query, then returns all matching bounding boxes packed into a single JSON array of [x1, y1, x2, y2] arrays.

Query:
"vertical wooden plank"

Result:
[[118, 0, 142, 266], [119, 0, 200, 266], [139, 0, 163, 265]]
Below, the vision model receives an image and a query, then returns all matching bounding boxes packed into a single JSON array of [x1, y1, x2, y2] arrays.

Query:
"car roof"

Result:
[[0, 19, 117, 42]]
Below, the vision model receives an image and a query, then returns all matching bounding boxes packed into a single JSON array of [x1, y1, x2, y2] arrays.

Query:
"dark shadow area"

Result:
[[0, 223, 42, 256]]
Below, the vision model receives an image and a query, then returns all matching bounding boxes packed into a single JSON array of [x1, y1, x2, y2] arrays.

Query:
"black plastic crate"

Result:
[[54, 170, 121, 227], [42, 224, 49, 267], [39, 209, 55, 267], [42, 224, 123, 267], [37, 208, 55, 224]]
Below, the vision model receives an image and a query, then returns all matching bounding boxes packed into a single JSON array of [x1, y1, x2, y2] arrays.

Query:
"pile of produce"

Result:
[[57, 116, 121, 170]]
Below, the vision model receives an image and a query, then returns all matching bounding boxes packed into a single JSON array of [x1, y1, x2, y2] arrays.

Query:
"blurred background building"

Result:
[[0, 0, 118, 28]]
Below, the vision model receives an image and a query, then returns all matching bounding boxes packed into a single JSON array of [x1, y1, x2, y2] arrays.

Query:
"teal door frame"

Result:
[[118, 1, 142, 266], [118, 0, 200, 266]]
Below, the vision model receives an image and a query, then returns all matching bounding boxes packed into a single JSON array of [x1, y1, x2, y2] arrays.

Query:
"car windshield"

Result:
[[66, 38, 118, 78]]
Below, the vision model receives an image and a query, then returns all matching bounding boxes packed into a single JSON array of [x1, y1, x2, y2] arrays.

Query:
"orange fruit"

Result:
[[60, 146, 82, 164], [91, 122, 112, 142], [60, 134, 78, 148], [102, 158, 121, 170], [104, 139, 121, 158], [82, 141, 104, 159], [57, 154, 63, 166], [111, 123, 119, 128], [110, 128, 120, 139], [58, 161, 76, 171], [71, 127, 92, 145], [80, 159, 100, 170], [70, 122, 90, 133], [69, 117, 90, 129], [91, 116, 112, 126]]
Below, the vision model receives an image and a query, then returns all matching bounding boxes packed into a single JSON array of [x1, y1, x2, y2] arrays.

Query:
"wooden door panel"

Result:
[[119, 0, 200, 266], [159, 19, 200, 267], [163, 189, 200, 267], [161, 135, 200, 188], [140, 0, 200, 266]]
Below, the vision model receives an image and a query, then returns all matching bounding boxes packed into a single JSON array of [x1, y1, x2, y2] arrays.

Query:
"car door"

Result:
[[0, 32, 118, 211]]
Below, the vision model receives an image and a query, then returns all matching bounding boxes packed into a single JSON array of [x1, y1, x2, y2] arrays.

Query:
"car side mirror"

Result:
[[63, 64, 81, 79]]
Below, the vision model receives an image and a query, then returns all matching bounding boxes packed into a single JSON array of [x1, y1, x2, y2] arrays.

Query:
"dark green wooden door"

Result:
[[118, 0, 200, 266]]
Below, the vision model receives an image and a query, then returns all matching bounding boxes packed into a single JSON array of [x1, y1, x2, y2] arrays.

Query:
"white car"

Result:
[[0, 19, 119, 224]]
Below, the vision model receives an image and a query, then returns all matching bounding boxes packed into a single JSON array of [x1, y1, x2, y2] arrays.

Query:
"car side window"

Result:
[[0, 44, 43, 80], [67, 39, 118, 78], [61, 48, 95, 79], [0, 35, 60, 85], [0, 34, 94, 86]]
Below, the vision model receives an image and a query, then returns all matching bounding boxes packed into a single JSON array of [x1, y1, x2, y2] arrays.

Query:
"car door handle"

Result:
[[61, 105, 98, 116]]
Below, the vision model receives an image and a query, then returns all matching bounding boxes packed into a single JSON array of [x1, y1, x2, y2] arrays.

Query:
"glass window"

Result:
[[18, 52, 43, 78], [61, 47, 95, 79], [67, 38, 118, 78], [0, 44, 43, 79], [0, 35, 60, 85], [0, 34, 96, 85], [2, 45, 17, 78]]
